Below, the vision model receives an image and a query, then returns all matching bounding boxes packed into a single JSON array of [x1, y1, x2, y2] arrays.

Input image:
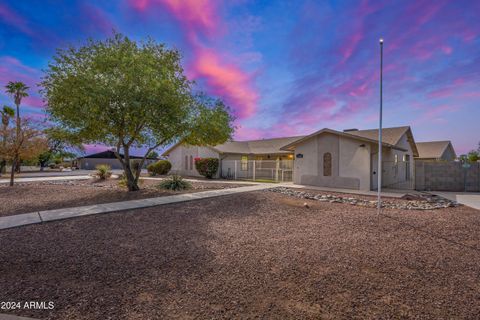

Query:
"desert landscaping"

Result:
[[1, 190, 480, 319]]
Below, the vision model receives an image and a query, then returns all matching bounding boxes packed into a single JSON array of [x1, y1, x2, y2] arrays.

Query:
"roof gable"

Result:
[[415, 141, 454, 159], [347, 126, 419, 157], [280, 128, 408, 151]]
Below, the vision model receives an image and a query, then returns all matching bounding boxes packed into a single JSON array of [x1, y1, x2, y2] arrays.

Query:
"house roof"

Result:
[[213, 136, 305, 154], [415, 141, 454, 159], [280, 128, 408, 152], [78, 150, 157, 160], [346, 126, 419, 157], [162, 136, 305, 156]]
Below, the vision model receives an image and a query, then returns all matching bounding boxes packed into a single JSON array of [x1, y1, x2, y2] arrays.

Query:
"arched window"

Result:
[[190, 155, 193, 170], [185, 155, 188, 170], [323, 152, 332, 176]]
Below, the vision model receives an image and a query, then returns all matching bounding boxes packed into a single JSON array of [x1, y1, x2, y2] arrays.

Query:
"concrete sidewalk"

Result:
[[0, 175, 92, 184], [432, 192, 480, 210], [0, 184, 274, 230]]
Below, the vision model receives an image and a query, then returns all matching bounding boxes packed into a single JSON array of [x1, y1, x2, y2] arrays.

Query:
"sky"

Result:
[[0, 0, 479, 155]]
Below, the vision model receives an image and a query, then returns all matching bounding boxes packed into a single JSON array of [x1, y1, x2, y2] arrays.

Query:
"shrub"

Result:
[[147, 160, 171, 176], [194, 157, 219, 179], [95, 164, 112, 180], [157, 175, 191, 191], [118, 173, 143, 189]]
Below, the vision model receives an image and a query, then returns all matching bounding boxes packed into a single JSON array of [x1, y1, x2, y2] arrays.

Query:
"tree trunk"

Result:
[[9, 157, 16, 186], [114, 144, 140, 192]]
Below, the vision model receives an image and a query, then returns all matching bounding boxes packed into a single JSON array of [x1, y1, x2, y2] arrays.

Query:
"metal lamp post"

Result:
[[377, 38, 384, 214]]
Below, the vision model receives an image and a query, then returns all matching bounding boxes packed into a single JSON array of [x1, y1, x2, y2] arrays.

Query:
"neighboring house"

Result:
[[281, 126, 418, 190], [162, 136, 302, 179], [415, 141, 456, 161], [77, 150, 157, 170], [162, 126, 420, 190]]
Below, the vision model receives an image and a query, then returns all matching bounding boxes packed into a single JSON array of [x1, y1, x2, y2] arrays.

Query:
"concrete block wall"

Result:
[[415, 161, 480, 192]]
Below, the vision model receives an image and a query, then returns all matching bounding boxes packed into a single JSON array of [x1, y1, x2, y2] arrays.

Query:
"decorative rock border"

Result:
[[268, 187, 459, 210]]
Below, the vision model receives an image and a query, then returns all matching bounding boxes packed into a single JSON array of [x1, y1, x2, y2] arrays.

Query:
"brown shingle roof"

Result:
[[213, 136, 305, 154], [162, 136, 304, 156], [346, 126, 410, 145], [415, 141, 452, 159]]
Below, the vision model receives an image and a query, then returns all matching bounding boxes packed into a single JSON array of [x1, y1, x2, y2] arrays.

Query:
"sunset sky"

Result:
[[0, 0, 479, 154]]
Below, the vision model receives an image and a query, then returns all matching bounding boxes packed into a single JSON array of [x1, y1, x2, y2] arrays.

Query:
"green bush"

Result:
[[194, 157, 219, 179], [95, 164, 112, 180], [157, 174, 191, 191], [147, 160, 172, 176]]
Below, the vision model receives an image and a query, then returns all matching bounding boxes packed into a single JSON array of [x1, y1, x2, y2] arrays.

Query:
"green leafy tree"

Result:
[[42, 33, 234, 191], [0, 105, 15, 175], [147, 150, 159, 159], [5, 81, 29, 185], [467, 150, 479, 163], [37, 127, 84, 170]]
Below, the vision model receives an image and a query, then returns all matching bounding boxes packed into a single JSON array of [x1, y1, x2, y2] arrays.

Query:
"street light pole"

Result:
[[377, 38, 384, 214]]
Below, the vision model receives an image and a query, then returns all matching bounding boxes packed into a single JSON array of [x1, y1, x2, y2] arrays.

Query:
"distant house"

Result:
[[163, 126, 420, 190], [415, 141, 456, 161], [77, 150, 157, 170]]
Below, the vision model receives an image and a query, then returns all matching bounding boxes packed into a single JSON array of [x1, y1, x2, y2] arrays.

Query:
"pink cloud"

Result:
[[129, 0, 259, 120], [0, 3, 34, 36], [441, 46, 453, 55], [129, 0, 222, 37], [427, 87, 452, 99], [81, 4, 117, 36], [0, 57, 40, 88], [23, 95, 45, 109], [188, 47, 258, 118]]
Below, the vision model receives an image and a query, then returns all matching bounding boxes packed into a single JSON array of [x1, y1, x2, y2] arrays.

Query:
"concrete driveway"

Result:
[[433, 192, 480, 210]]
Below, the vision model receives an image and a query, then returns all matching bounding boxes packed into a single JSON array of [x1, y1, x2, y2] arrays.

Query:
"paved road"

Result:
[[433, 192, 480, 210], [0, 169, 125, 179]]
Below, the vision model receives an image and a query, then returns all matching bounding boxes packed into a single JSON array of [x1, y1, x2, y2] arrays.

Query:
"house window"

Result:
[[394, 154, 398, 177], [185, 155, 188, 170], [323, 152, 332, 176], [190, 155, 193, 170], [241, 156, 248, 171]]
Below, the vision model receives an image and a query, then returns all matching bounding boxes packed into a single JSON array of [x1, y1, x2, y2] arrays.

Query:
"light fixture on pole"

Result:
[[377, 38, 384, 214]]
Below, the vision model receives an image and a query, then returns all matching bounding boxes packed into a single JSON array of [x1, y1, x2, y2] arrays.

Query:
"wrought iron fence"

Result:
[[220, 160, 294, 182]]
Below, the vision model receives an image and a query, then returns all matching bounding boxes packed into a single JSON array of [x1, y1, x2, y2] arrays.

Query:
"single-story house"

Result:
[[77, 150, 157, 170], [162, 126, 420, 190], [162, 136, 302, 181], [415, 141, 456, 161], [281, 126, 418, 190]]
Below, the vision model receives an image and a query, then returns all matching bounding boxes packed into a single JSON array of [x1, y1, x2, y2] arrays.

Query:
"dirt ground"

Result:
[[0, 178, 247, 217], [1, 191, 480, 319]]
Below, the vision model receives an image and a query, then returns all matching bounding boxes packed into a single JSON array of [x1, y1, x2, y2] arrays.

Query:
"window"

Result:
[[190, 155, 193, 170], [185, 155, 188, 170], [323, 153, 332, 176], [394, 154, 398, 177], [241, 156, 248, 171]]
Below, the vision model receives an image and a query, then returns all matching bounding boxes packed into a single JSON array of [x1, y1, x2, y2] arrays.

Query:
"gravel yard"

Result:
[[1, 191, 480, 319], [0, 178, 248, 217]]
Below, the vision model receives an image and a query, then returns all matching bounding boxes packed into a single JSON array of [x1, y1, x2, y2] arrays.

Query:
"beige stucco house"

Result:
[[162, 126, 420, 190], [281, 126, 418, 190], [415, 141, 456, 161], [162, 136, 301, 180]]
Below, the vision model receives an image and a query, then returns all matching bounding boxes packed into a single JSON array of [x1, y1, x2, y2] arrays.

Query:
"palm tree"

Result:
[[5, 81, 29, 186], [0, 105, 15, 175]]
